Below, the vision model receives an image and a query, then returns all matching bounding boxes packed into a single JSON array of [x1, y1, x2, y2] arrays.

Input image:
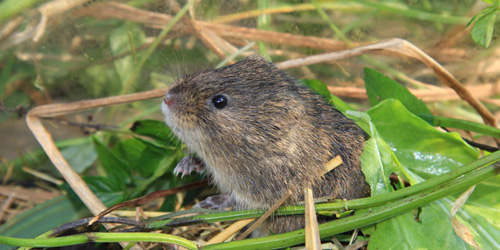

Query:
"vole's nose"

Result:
[[163, 94, 175, 106]]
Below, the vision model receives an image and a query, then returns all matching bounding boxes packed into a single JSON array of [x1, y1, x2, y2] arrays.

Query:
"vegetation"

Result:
[[0, 0, 499, 249]]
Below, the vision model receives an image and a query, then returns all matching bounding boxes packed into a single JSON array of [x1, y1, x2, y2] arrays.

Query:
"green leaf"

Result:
[[113, 138, 168, 177], [368, 202, 473, 250], [367, 99, 478, 181], [349, 110, 402, 196], [133, 152, 182, 194], [60, 139, 97, 174], [466, 6, 497, 28], [364, 68, 431, 115], [130, 119, 179, 146], [91, 135, 132, 188], [84, 176, 127, 206], [461, 174, 500, 250], [470, 7, 499, 48], [363, 99, 499, 249], [465, 175, 500, 225], [132, 138, 172, 177], [133, 135, 175, 154], [113, 138, 147, 171], [0, 195, 89, 241], [461, 204, 500, 249]]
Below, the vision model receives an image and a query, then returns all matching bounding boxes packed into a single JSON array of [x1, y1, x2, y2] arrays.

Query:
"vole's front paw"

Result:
[[195, 194, 235, 210], [173, 156, 205, 177]]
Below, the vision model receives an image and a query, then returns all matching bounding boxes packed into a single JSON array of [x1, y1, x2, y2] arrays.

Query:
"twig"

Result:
[[51, 217, 146, 237], [89, 180, 208, 225], [43, 117, 119, 132]]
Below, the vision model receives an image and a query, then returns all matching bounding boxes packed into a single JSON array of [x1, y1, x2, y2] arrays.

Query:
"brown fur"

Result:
[[161, 55, 370, 235]]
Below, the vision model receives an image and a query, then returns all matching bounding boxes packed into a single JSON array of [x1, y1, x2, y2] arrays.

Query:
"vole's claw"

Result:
[[195, 194, 235, 210], [173, 155, 205, 178]]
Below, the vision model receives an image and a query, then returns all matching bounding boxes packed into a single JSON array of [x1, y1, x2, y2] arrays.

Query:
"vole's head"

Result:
[[161, 55, 305, 159]]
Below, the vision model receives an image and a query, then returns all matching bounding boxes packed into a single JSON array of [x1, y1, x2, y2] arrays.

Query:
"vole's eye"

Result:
[[212, 95, 228, 109]]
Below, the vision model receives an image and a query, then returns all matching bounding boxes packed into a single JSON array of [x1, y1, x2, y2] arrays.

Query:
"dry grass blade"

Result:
[[450, 186, 480, 249], [26, 114, 107, 215], [206, 218, 255, 244], [324, 155, 343, 174], [276, 38, 498, 130], [304, 188, 321, 250]]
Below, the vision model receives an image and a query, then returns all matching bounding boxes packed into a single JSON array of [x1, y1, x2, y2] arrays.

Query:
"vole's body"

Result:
[[161, 55, 370, 235]]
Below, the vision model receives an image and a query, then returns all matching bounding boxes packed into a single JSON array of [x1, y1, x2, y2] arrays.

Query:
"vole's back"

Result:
[[162, 55, 370, 235]]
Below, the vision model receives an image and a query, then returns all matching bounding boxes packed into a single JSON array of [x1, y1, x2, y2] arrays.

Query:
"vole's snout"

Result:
[[163, 94, 175, 107]]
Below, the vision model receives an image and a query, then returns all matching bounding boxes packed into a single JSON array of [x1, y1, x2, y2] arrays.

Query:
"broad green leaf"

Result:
[[369, 200, 473, 250], [60, 139, 97, 174], [130, 119, 179, 146], [113, 138, 167, 177], [361, 137, 400, 195], [84, 176, 127, 206], [91, 135, 132, 188], [364, 99, 500, 249], [470, 8, 499, 48], [466, 5, 497, 28], [461, 174, 500, 248], [133, 152, 182, 194], [349, 110, 402, 196], [367, 99, 478, 181], [364, 68, 431, 115], [465, 176, 500, 223], [0, 195, 89, 241], [132, 137, 173, 177], [460, 205, 500, 250], [113, 138, 147, 171]]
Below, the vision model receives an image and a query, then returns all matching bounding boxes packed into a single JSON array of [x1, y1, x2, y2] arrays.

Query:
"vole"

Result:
[[161, 55, 370, 236]]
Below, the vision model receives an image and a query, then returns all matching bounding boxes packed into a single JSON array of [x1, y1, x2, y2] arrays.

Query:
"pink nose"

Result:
[[163, 96, 175, 106]]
